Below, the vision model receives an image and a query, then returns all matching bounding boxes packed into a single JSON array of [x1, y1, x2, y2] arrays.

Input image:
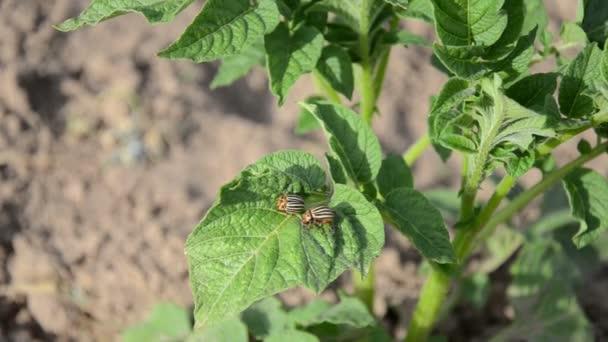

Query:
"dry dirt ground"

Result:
[[0, 1, 606, 341]]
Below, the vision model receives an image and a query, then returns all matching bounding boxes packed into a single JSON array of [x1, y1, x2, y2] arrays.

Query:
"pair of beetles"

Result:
[[276, 194, 334, 228]]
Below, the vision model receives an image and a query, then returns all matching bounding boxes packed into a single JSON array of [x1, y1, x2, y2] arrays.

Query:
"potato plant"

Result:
[[57, 0, 608, 341]]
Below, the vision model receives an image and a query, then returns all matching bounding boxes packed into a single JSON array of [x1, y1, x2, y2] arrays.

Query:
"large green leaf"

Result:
[[558, 43, 603, 118], [431, 0, 508, 46], [210, 41, 265, 89], [55, 0, 194, 31], [266, 24, 324, 105], [563, 168, 608, 248], [158, 0, 280, 62], [186, 151, 384, 327], [581, 0, 608, 45], [300, 101, 382, 185], [315, 46, 354, 99], [376, 154, 413, 198], [121, 303, 191, 342], [381, 188, 456, 263]]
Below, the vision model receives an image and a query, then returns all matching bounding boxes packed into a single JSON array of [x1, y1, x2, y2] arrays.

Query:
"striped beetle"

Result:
[[276, 194, 305, 214], [301, 206, 334, 228]]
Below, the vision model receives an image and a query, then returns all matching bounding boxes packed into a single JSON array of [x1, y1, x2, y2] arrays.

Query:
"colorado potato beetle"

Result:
[[276, 194, 305, 214], [301, 206, 334, 228]]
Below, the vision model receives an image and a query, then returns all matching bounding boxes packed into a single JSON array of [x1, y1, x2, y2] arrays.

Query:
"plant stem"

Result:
[[452, 175, 518, 260], [352, 264, 375, 313], [459, 155, 476, 223], [373, 17, 399, 100], [478, 141, 608, 243], [404, 265, 450, 342], [358, 0, 375, 125], [312, 70, 342, 104], [403, 134, 431, 166]]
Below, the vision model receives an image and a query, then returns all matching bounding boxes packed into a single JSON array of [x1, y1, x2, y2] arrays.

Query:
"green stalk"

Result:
[[478, 141, 608, 243], [373, 17, 399, 100], [358, 0, 375, 125], [404, 265, 450, 342], [452, 175, 518, 260], [312, 70, 342, 104], [403, 134, 431, 166]]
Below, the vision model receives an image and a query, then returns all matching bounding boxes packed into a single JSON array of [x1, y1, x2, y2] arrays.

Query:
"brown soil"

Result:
[[1, 0, 606, 341]]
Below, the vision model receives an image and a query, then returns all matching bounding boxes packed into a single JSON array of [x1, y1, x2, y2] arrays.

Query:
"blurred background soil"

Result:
[[0, 0, 606, 341]]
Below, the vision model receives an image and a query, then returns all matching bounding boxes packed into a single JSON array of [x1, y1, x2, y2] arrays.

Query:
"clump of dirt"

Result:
[[1, 0, 606, 341]]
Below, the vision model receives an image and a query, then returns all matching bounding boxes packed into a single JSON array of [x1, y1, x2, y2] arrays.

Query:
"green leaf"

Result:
[[158, 0, 280, 62], [301, 295, 375, 328], [433, 28, 536, 80], [581, 0, 608, 45], [315, 46, 354, 99], [186, 151, 384, 326], [266, 330, 319, 342], [287, 299, 332, 327], [300, 101, 382, 185], [558, 43, 603, 117], [121, 303, 191, 342], [295, 96, 323, 135], [431, 0, 508, 46], [241, 297, 288, 339], [308, 0, 386, 32], [399, 0, 434, 22], [54, 0, 194, 32], [577, 139, 592, 154], [485, 0, 525, 59], [428, 78, 475, 142], [377, 154, 413, 198], [188, 318, 248, 342], [493, 240, 593, 342], [563, 167, 608, 248], [506, 73, 558, 112], [560, 22, 588, 47], [503, 150, 535, 178], [382, 31, 431, 47], [440, 134, 478, 153], [266, 24, 324, 105], [381, 188, 456, 263], [210, 42, 265, 89], [325, 153, 348, 185], [477, 75, 555, 154]]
